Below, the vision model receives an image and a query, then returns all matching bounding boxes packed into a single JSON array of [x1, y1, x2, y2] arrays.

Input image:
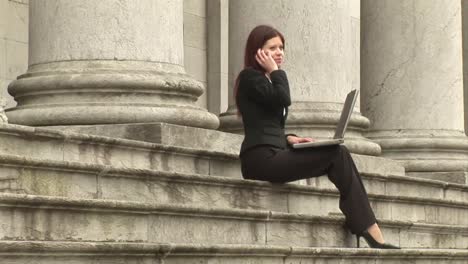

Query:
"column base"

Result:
[[6, 61, 219, 129], [218, 105, 243, 133], [366, 130, 468, 175], [7, 105, 219, 129]]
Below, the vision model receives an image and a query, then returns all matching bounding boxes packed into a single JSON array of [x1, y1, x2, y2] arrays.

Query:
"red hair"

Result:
[[234, 25, 285, 116]]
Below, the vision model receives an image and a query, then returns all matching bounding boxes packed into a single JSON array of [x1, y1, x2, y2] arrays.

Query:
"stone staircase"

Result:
[[0, 123, 467, 263]]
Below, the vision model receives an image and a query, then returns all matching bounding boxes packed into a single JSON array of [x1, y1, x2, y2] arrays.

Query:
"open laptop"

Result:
[[292, 89, 358, 149]]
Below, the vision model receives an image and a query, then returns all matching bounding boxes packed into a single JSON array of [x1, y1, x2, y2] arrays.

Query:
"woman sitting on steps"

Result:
[[235, 24, 400, 249]]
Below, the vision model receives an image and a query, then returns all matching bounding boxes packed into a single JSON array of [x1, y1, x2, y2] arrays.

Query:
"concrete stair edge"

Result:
[[0, 153, 466, 206], [0, 123, 236, 159], [1, 154, 468, 228], [0, 153, 465, 195], [0, 192, 467, 249], [0, 240, 466, 259], [0, 123, 405, 177]]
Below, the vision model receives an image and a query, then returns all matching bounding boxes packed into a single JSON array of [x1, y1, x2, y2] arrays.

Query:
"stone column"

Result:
[[361, 0, 468, 179], [463, 0, 468, 137], [6, 0, 219, 129], [207, 0, 229, 115], [219, 0, 381, 156]]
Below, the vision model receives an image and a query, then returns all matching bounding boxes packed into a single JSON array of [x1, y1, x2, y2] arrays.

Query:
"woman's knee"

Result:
[[339, 144, 350, 152], [330, 144, 349, 155], [331, 144, 351, 162]]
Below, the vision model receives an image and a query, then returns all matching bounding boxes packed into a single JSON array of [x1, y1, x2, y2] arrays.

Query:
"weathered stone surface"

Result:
[[46, 122, 405, 177], [1, 153, 467, 226], [362, 0, 468, 176], [0, 241, 467, 264], [0, 124, 239, 177], [6, 0, 219, 129], [206, 0, 229, 115], [219, 0, 382, 156], [50, 122, 243, 154], [464, 0, 468, 137], [0, 1, 466, 263], [0, 0, 28, 110], [0, 125, 464, 259], [0, 193, 466, 249], [407, 171, 468, 185], [0, 108, 7, 123]]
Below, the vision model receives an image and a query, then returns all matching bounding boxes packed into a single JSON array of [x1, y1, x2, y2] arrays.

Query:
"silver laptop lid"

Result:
[[333, 89, 359, 139]]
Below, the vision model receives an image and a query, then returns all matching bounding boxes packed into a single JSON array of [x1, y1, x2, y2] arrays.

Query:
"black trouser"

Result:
[[240, 144, 376, 234]]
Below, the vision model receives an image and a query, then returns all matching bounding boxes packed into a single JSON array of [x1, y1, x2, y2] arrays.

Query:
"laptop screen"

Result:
[[333, 90, 359, 139]]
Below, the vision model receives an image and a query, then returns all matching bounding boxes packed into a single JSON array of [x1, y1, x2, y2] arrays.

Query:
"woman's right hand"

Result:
[[255, 49, 278, 74], [287, 135, 315, 145]]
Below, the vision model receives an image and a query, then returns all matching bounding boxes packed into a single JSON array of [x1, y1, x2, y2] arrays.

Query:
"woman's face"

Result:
[[262, 36, 284, 67]]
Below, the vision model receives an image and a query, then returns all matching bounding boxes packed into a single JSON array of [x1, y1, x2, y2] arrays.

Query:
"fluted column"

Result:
[[361, 0, 468, 175], [219, 0, 380, 156], [6, 0, 219, 129]]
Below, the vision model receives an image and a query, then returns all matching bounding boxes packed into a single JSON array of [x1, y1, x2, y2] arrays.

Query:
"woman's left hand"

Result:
[[287, 135, 315, 145]]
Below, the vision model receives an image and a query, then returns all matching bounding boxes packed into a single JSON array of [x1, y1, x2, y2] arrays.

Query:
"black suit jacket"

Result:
[[237, 68, 293, 155]]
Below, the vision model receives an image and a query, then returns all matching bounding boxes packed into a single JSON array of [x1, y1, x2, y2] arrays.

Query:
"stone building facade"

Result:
[[2, 0, 467, 182], [0, 1, 467, 262]]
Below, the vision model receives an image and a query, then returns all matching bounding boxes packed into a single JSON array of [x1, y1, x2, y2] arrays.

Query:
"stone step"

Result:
[[0, 241, 467, 264], [0, 193, 466, 249], [0, 178, 17, 190], [0, 124, 240, 178], [1, 154, 467, 226], [0, 123, 405, 179]]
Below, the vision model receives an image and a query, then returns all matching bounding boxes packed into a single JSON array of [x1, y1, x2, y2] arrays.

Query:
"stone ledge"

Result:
[[48, 122, 244, 154], [0, 153, 466, 204], [0, 193, 466, 249], [0, 123, 236, 159], [0, 152, 463, 196], [0, 241, 466, 260], [5, 122, 406, 177], [0, 123, 241, 177], [0, 153, 467, 227], [407, 171, 468, 185]]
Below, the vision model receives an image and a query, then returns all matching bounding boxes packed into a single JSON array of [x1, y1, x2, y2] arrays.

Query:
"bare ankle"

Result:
[[367, 224, 385, 243]]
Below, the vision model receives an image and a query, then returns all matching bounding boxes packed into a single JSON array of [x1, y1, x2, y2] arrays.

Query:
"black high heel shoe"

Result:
[[356, 230, 400, 249]]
